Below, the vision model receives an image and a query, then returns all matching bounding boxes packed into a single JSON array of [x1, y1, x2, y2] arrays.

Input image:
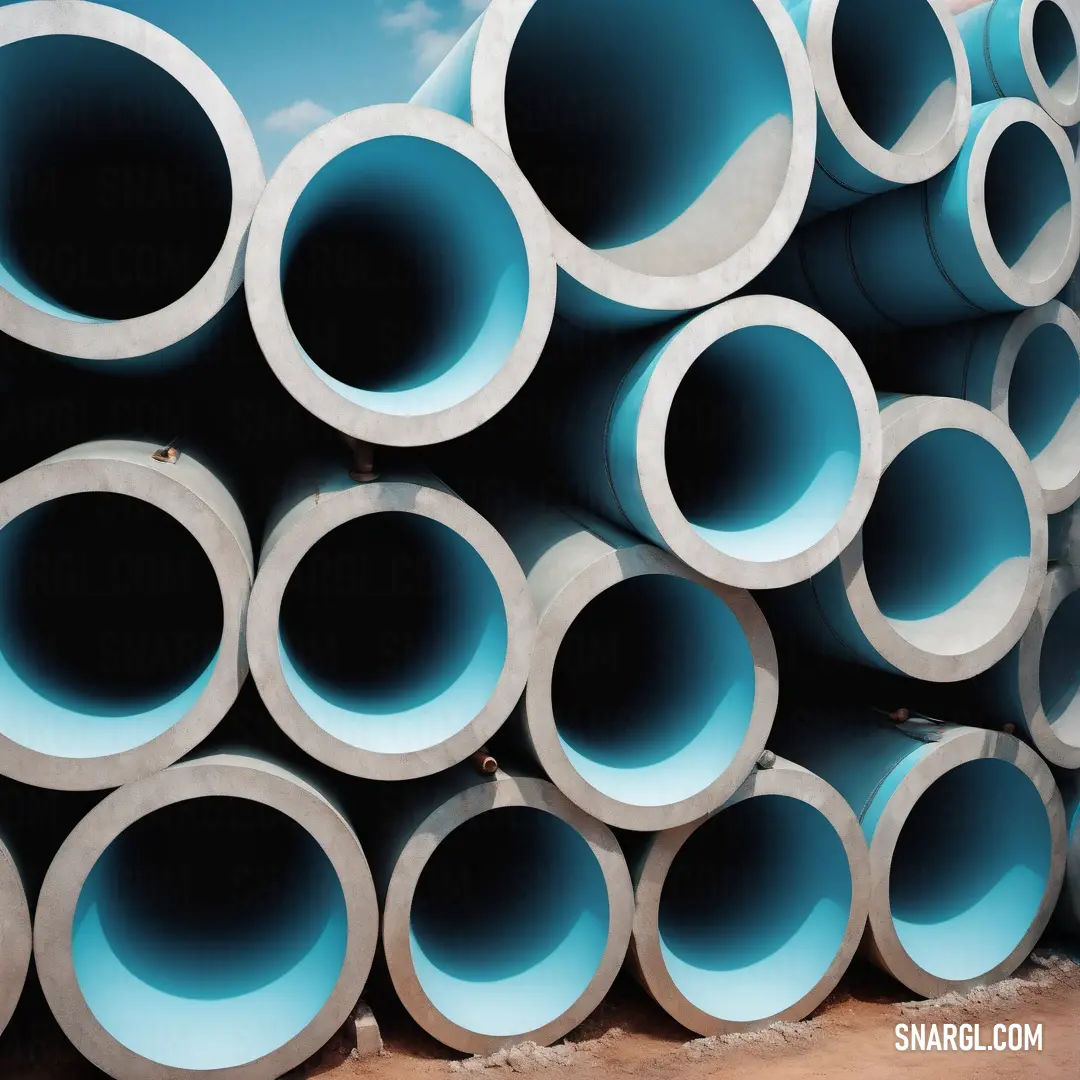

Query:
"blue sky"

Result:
[[4, 0, 490, 171]]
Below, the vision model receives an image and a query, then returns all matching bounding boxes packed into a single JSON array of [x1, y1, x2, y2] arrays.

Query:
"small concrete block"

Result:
[[350, 1000, 383, 1060]]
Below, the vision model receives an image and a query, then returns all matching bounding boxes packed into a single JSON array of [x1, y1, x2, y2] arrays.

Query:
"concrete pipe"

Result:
[[245, 103, 556, 446], [0, 1, 264, 363], [247, 468, 535, 780], [34, 753, 379, 1079], [485, 503, 777, 831], [0, 440, 252, 790], [0, 832, 31, 1039], [771, 709, 1065, 996], [955, 0, 1080, 127], [869, 302, 1080, 513], [413, 0, 816, 328], [379, 765, 633, 1054], [762, 396, 1046, 682], [783, 0, 971, 219], [759, 97, 1079, 331], [628, 757, 868, 1034], [1053, 769, 1080, 934]]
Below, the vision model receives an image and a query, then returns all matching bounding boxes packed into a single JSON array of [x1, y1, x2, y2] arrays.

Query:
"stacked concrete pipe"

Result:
[[413, 0, 817, 327], [770, 707, 1065, 996], [762, 395, 1047, 682], [245, 103, 556, 446], [34, 753, 379, 1080], [1053, 769, 1080, 935], [782, 0, 971, 219], [0, 1, 264, 365], [0, 440, 252, 789], [0, 831, 31, 1039], [628, 756, 869, 1034], [246, 467, 535, 780]]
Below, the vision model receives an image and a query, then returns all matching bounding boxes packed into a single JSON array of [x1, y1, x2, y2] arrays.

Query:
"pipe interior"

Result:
[[549, 574, 756, 807], [0, 493, 222, 758], [503, 0, 795, 275], [278, 512, 508, 755], [409, 806, 609, 1037], [1007, 321, 1080, 490], [71, 796, 348, 1069], [862, 428, 1031, 655], [1033, 1, 1079, 106], [829, 0, 958, 155], [1039, 588, 1080, 745], [658, 795, 851, 1022], [0, 35, 232, 322], [983, 120, 1072, 280], [889, 758, 1051, 981], [664, 324, 862, 563], [281, 136, 530, 416]]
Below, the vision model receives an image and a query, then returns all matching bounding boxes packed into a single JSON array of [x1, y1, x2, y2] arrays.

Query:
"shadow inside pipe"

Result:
[[1041, 589, 1080, 743], [1033, 2, 1079, 104]]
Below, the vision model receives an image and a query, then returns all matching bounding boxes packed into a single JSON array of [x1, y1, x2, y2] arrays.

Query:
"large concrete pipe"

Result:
[[245, 103, 556, 446], [0, 831, 31, 1039], [34, 753, 379, 1079], [759, 97, 1079, 331], [0, 1, 264, 363], [246, 468, 535, 780], [954, 0, 1080, 127], [866, 301, 1080, 513], [628, 757, 868, 1034], [376, 764, 633, 1054], [0, 440, 252, 790], [783, 0, 971, 219], [761, 396, 1046, 682], [413, 0, 816, 327], [1053, 769, 1080, 934], [771, 708, 1065, 996], [479, 502, 777, 830]]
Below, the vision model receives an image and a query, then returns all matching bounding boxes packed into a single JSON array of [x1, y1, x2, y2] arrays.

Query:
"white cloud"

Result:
[[461, 0, 490, 11], [263, 99, 334, 135], [414, 28, 460, 70], [381, 0, 485, 77], [380, 0, 440, 31]]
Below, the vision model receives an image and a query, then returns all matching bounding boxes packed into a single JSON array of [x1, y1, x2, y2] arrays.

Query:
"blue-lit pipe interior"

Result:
[[550, 575, 755, 807], [662, 325, 862, 562], [280, 136, 530, 417], [658, 794, 851, 1022], [1032, 2, 1078, 98], [71, 796, 348, 1069], [409, 806, 609, 1037], [0, 35, 232, 322], [0, 494, 221, 758], [861, 429, 1031, 655], [502, 0, 793, 272], [278, 512, 508, 755], [1039, 588, 1080, 745], [889, 758, 1051, 981]]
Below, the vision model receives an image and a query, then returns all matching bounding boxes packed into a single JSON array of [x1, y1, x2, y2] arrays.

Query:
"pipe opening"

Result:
[[829, 0, 957, 154], [550, 575, 756, 807], [862, 428, 1031, 654], [983, 120, 1072, 279], [0, 35, 232, 322], [409, 806, 609, 1037], [503, 0, 795, 274], [889, 758, 1051, 981], [278, 512, 508, 754], [281, 136, 529, 416], [1007, 321, 1080, 490], [0, 493, 222, 758], [71, 796, 348, 1069], [1033, 1, 1079, 106], [658, 795, 851, 1021], [664, 325, 862, 562], [1039, 589, 1080, 744]]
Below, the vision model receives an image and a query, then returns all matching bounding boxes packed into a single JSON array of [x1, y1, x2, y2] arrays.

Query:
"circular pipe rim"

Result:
[[0, 836, 31, 1037], [1021, 0, 1080, 126], [865, 727, 1065, 997], [630, 761, 869, 1034], [244, 103, 557, 447], [247, 480, 536, 780], [0, 0, 265, 361], [382, 773, 634, 1055], [468, 0, 818, 314], [0, 441, 252, 790], [524, 543, 778, 830], [635, 295, 883, 589], [32, 754, 380, 1080]]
